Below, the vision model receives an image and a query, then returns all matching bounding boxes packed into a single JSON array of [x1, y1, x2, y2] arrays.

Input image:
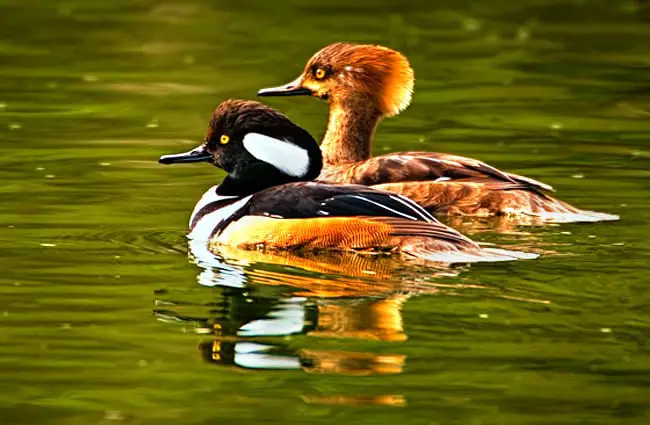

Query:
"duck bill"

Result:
[[257, 77, 312, 97], [159, 144, 212, 164]]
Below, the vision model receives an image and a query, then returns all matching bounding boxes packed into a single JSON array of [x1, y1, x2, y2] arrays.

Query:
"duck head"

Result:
[[258, 42, 414, 117], [159, 100, 323, 196]]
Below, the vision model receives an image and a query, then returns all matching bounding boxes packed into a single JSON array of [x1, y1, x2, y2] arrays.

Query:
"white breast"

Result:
[[189, 185, 225, 227], [188, 186, 252, 241]]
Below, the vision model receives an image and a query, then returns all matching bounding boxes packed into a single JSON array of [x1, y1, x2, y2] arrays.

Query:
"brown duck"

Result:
[[258, 42, 618, 223]]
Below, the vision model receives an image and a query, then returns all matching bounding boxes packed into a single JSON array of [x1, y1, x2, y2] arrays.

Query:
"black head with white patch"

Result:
[[159, 100, 323, 196]]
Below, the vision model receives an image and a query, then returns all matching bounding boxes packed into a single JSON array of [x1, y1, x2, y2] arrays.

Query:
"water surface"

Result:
[[1, 1, 649, 424]]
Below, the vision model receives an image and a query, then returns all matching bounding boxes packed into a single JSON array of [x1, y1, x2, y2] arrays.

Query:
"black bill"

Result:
[[159, 145, 212, 164]]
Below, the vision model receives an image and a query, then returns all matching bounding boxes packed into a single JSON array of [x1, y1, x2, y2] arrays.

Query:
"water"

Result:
[[1, 0, 649, 423]]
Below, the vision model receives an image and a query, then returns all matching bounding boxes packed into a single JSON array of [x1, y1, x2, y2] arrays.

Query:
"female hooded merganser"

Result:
[[159, 99, 537, 263], [257, 42, 618, 223]]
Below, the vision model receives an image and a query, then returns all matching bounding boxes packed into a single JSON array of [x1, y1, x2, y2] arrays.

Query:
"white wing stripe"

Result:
[[388, 194, 436, 222], [348, 195, 418, 221]]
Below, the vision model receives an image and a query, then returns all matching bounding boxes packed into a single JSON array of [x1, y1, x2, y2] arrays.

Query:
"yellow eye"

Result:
[[220, 135, 230, 145], [315, 68, 326, 80]]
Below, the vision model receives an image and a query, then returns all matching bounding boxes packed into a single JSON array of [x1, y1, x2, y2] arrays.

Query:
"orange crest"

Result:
[[305, 43, 414, 117]]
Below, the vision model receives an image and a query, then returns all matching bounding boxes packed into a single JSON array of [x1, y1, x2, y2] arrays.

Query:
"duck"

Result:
[[257, 42, 618, 223], [158, 99, 537, 263]]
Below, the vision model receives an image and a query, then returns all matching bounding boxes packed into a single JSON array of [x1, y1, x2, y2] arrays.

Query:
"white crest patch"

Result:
[[238, 297, 307, 337], [234, 347, 302, 369], [242, 133, 310, 177]]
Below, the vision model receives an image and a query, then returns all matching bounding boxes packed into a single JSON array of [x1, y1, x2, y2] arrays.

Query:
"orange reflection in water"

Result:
[[158, 239, 550, 407]]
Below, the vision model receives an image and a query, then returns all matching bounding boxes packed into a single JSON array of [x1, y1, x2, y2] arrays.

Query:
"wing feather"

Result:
[[248, 182, 439, 223], [318, 192, 437, 223], [321, 152, 554, 192]]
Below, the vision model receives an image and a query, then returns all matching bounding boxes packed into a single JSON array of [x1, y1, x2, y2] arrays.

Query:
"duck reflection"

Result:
[[153, 238, 474, 378], [189, 237, 466, 296], [155, 239, 548, 407], [198, 338, 406, 376], [156, 282, 410, 375], [442, 214, 557, 235]]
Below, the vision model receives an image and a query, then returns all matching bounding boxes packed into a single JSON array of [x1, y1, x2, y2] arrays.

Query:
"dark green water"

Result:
[[1, 1, 649, 424]]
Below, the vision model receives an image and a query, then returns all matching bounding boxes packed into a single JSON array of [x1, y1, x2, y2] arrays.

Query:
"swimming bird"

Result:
[[159, 99, 537, 263], [257, 42, 618, 223]]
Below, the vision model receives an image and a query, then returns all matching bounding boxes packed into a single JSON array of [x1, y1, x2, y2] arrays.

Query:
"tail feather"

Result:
[[367, 217, 540, 264], [365, 216, 478, 248], [525, 192, 619, 223], [527, 209, 619, 223]]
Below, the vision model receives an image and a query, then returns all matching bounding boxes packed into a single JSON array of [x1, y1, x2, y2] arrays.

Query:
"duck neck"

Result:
[[216, 161, 311, 197], [320, 96, 383, 165]]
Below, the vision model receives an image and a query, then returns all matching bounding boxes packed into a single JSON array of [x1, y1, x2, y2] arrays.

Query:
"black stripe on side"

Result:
[[190, 197, 242, 231], [208, 205, 251, 241]]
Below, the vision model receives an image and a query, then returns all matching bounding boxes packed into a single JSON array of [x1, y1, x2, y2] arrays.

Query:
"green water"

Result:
[[1, 0, 649, 424]]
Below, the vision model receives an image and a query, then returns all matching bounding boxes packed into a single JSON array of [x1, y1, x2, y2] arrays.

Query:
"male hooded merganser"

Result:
[[257, 42, 618, 223], [159, 99, 537, 263]]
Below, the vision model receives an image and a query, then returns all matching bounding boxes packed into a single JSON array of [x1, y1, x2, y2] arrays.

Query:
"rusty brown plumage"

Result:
[[211, 215, 476, 253], [302, 42, 414, 117], [259, 43, 618, 220], [317, 151, 573, 216], [213, 216, 395, 251], [371, 181, 577, 216], [269, 43, 414, 165]]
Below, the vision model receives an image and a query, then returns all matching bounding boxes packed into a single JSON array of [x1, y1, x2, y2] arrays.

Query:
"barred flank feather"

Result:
[[211, 215, 538, 264]]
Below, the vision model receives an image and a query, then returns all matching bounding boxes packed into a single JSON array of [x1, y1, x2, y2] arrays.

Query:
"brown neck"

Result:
[[320, 96, 383, 165]]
